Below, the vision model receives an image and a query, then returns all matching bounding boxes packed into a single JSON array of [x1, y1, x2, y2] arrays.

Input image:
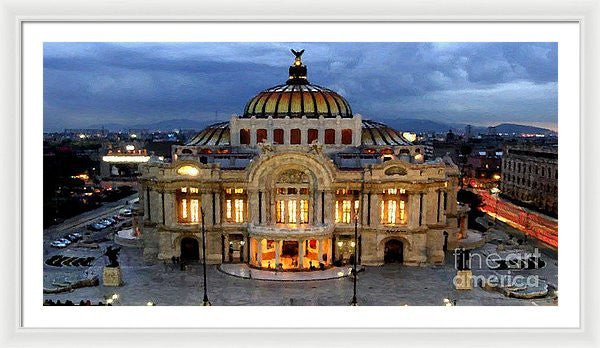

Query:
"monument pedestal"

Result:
[[454, 270, 473, 290], [103, 266, 123, 287]]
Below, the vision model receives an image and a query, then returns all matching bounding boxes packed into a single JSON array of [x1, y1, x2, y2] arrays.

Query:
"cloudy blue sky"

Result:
[[43, 42, 558, 132]]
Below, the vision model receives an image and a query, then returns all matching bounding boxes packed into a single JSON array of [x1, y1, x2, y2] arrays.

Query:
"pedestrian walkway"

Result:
[[219, 263, 354, 281]]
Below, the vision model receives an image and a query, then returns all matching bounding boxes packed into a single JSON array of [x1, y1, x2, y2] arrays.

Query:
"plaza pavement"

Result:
[[43, 237, 557, 306]]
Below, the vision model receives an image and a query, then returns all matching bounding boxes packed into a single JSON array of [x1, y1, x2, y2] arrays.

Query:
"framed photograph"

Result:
[[1, 0, 599, 347]]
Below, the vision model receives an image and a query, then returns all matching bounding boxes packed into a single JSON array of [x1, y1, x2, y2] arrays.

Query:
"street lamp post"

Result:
[[200, 208, 211, 306], [350, 193, 359, 306]]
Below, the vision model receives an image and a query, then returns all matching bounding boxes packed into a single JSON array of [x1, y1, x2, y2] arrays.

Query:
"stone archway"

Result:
[[384, 239, 404, 263], [180, 237, 199, 261], [378, 236, 411, 265]]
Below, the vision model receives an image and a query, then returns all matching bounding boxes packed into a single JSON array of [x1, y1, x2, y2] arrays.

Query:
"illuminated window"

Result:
[[177, 187, 201, 224], [387, 200, 397, 224], [288, 200, 297, 223], [342, 200, 352, 223], [226, 200, 232, 219], [380, 190, 408, 225], [399, 200, 405, 221], [190, 199, 199, 222], [181, 199, 188, 219], [234, 199, 244, 223], [276, 200, 285, 223], [300, 200, 309, 223], [177, 165, 199, 176], [224, 187, 246, 224], [335, 201, 340, 223]]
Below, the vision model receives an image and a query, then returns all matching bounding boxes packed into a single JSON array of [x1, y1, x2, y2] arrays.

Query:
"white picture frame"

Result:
[[1, 0, 598, 347]]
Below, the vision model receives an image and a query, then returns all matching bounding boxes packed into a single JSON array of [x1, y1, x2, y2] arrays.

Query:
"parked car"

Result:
[[105, 218, 116, 225], [113, 214, 125, 221], [65, 233, 82, 242], [119, 208, 133, 217], [50, 240, 68, 248], [88, 223, 105, 231]]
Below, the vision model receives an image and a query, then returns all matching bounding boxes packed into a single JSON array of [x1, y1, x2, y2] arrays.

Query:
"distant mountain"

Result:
[[376, 118, 461, 133], [493, 123, 557, 135], [87, 118, 216, 132], [86, 117, 556, 136], [376, 118, 556, 135]]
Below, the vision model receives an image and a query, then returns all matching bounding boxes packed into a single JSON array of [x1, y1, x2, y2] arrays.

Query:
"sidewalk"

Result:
[[219, 263, 355, 281]]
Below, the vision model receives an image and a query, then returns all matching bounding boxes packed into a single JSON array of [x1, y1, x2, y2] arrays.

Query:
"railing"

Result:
[[248, 223, 334, 239]]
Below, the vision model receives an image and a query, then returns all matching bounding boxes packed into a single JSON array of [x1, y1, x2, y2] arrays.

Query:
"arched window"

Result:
[[177, 187, 201, 224], [341, 129, 352, 144], [290, 128, 301, 144], [240, 129, 250, 145], [273, 128, 284, 144], [324, 129, 336, 144], [307, 129, 318, 144], [256, 129, 267, 143]]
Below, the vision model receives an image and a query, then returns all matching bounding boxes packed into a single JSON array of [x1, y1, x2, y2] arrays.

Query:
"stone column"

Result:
[[298, 239, 305, 269], [318, 239, 324, 263], [407, 193, 420, 229], [370, 192, 381, 228], [201, 192, 213, 227], [257, 239, 263, 266], [328, 238, 333, 265], [248, 189, 259, 225], [324, 190, 335, 224], [164, 190, 176, 227], [275, 240, 281, 267]]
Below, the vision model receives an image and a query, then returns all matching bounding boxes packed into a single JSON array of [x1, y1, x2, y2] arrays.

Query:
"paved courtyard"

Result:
[[43, 229, 557, 306]]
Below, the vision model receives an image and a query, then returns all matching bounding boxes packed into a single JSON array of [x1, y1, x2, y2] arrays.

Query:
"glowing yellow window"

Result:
[[234, 188, 244, 194], [190, 187, 199, 194], [177, 165, 199, 176], [181, 199, 188, 219], [276, 200, 285, 223], [399, 200, 405, 222], [300, 200, 308, 223], [288, 200, 297, 223], [190, 199, 199, 223], [234, 199, 244, 223], [342, 200, 351, 223], [387, 200, 397, 224], [181, 187, 187, 193], [380, 201, 385, 224], [335, 201, 340, 223], [226, 199, 232, 219]]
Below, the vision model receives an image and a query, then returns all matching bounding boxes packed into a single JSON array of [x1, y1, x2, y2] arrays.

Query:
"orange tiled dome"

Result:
[[242, 49, 353, 119]]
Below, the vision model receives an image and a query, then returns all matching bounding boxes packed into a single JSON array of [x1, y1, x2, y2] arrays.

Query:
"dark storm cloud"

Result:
[[43, 42, 557, 131]]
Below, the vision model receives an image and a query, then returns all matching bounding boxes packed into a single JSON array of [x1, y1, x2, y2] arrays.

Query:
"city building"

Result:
[[500, 145, 558, 216], [138, 51, 466, 270]]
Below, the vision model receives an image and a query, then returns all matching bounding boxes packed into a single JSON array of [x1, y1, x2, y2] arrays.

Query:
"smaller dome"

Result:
[[186, 122, 230, 146], [361, 120, 412, 146]]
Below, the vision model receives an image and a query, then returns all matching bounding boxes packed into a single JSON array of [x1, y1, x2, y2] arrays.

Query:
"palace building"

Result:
[[139, 50, 467, 270]]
